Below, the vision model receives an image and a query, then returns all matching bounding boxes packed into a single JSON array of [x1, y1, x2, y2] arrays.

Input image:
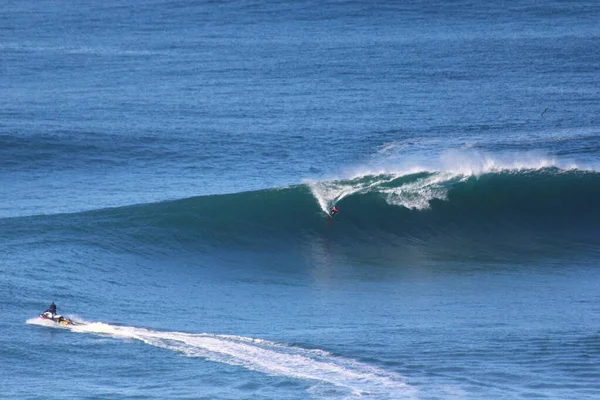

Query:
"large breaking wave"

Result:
[[4, 166, 600, 260]]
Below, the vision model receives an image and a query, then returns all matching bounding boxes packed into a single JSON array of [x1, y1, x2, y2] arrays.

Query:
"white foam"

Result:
[[30, 319, 416, 398], [380, 172, 459, 210], [438, 149, 561, 176], [306, 150, 588, 211], [307, 175, 399, 213]]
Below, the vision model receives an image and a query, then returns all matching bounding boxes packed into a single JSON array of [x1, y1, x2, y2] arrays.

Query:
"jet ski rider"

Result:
[[45, 302, 57, 316]]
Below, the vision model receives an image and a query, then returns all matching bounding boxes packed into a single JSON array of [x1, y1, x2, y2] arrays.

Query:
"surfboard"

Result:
[[326, 206, 338, 218]]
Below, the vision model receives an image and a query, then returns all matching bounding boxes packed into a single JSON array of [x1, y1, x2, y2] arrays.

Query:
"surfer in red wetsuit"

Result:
[[329, 206, 339, 217]]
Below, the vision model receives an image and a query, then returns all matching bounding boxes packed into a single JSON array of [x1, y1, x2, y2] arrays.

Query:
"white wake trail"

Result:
[[27, 317, 416, 399]]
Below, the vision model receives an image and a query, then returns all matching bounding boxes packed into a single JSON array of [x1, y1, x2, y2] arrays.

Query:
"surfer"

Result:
[[329, 206, 339, 217], [44, 302, 57, 316]]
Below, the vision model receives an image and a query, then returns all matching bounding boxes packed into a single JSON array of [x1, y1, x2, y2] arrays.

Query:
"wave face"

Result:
[[6, 167, 600, 261]]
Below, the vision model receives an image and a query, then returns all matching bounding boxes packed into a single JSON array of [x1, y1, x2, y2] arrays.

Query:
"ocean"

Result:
[[2, 1, 600, 399]]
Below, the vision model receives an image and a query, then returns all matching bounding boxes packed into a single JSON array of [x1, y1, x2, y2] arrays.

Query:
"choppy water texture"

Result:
[[2, 1, 600, 399]]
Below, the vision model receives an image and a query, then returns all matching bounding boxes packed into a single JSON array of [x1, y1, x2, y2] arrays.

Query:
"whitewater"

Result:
[[5, 0, 600, 399], [308, 150, 584, 212]]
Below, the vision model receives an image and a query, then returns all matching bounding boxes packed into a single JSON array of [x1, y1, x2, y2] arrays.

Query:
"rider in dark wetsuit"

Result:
[[45, 302, 57, 316], [329, 206, 339, 216]]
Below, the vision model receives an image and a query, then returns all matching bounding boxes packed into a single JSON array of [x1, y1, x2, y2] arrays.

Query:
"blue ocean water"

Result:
[[2, 1, 600, 399]]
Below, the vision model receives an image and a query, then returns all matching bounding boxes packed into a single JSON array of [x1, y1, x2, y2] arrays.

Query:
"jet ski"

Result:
[[39, 311, 82, 326]]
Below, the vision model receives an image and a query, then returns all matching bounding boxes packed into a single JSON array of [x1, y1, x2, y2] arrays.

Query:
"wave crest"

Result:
[[7, 167, 600, 259]]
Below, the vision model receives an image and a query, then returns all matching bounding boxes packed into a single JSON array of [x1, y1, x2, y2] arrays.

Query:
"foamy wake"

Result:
[[27, 317, 416, 399]]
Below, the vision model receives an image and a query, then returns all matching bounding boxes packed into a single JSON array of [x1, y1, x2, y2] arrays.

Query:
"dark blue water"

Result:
[[2, 1, 600, 399]]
